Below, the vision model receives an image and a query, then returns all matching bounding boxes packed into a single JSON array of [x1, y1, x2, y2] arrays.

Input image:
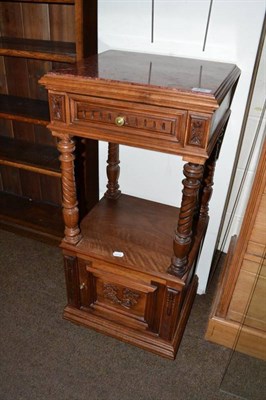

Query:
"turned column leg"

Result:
[[57, 134, 82, 245], [168, 162, 204, 278], [104, 142, 121, 199], [199, 133, 224, 219]]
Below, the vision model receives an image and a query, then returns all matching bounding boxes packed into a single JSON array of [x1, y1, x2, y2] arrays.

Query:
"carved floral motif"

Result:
[[189, 119, 204, 146], [103, 283, 140, 309], [186, 114, 210, 148], [50, 94, 65, 122]]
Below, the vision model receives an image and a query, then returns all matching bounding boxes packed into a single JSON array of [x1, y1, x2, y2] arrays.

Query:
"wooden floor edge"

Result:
[[205, 316, 266, 361]]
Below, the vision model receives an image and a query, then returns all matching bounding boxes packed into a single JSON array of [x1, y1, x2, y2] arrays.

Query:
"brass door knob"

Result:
[[115, 116, 125, 127]]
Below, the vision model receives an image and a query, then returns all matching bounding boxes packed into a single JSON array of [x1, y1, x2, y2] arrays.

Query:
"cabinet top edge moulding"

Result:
[[42, 51, 240, 108]]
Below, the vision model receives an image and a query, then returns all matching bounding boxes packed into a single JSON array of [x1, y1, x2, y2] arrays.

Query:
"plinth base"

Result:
[[61, 194, 206, 359], [63, 274, 198, 359]]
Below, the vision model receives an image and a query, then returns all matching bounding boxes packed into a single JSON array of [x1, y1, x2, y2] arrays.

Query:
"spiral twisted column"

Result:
[[57, 134, 82, 245], [168, 162, 204, 277], [199, 162, 215, 219], [104, 142, 121, 199], [200, 133, 224, 219]]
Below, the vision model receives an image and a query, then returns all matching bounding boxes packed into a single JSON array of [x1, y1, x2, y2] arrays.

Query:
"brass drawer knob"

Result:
[[115, 116, 125, 127]]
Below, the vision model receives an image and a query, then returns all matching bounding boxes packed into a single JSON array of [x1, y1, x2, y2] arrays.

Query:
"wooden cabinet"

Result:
[[40, 50, 240, 359], [205, 138, 266, 360], [0, 0, 97, 242]]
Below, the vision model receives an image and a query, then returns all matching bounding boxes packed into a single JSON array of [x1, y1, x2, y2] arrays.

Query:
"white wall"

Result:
[[98, 0, 265, 293]]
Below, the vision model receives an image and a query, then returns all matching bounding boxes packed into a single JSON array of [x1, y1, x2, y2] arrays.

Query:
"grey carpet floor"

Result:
[[0, 228, 264, 400]]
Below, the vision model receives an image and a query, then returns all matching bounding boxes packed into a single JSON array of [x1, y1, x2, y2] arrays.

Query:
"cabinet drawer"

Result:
[[70, 95, 187, 144]]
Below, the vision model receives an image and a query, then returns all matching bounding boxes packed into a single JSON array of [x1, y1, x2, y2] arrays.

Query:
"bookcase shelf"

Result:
[[0, 136, 61, 177], [0, 191, 64, 243], [0, 37, 76, 63], [0, 94, 49, 125]]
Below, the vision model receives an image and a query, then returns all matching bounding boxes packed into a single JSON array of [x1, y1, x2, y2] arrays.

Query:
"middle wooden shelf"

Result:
[[62, 193, 208, 279]]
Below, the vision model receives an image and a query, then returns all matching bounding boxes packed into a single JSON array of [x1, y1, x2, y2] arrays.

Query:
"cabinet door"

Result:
[[78, 259, 164, 334]]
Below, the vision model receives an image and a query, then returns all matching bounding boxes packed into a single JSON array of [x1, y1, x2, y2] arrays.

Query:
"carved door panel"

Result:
[[77, 258, 165, 333]]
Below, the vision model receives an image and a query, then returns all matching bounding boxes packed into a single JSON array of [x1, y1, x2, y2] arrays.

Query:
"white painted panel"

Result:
[[99, 143, 184, 207], [99, 0, 152, 52], [151, 1, 210, 54]]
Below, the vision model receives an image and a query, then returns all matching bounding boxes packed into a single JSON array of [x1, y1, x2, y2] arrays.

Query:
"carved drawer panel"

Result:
[[78, 259, 163, 333], [69, 95, 187, 144]]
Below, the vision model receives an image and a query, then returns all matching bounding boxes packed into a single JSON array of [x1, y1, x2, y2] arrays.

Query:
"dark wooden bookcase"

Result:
[[0, 0, 97, 243]]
